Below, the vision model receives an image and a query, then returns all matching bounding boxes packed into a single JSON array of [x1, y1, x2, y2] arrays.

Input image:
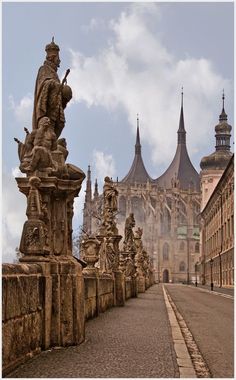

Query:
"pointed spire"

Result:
[[219, 89, 227, 122], [93, 178, 99, 198], [135, 113, 141, 154], [85, 165, 92, 202], [177, 87, 186, 144]]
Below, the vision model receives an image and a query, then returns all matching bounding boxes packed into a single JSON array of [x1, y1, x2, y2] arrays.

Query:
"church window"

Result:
[[179, 241, 185, 251], [162, 243, 169, 260], [119, 196, 126, 216], [195, 242, 200, 253], [179, 261, 185, 271]]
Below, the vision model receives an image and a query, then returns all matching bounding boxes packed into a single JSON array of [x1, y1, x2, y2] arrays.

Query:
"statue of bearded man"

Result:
[[32, 38, 72, 139]]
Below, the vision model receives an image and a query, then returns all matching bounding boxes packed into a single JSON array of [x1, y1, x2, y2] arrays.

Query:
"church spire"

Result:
[[177, 87, 186, 145], [85, 165, 92, 203], [121, 114, 153, 184], [135, 114, 141, 154], [219, 89, 227, 122], [93, 178, 99, 199]]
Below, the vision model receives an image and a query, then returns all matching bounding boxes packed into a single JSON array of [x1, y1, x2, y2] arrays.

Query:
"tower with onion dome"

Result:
[[200, 92, 233, 210]]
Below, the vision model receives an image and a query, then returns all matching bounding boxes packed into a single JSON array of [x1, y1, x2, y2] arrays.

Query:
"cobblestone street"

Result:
[[7, 284, 179, 378]]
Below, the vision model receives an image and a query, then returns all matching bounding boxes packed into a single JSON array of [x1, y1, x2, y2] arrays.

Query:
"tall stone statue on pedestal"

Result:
[[13, 39, 86, 348], [14, 38, 85, 261]]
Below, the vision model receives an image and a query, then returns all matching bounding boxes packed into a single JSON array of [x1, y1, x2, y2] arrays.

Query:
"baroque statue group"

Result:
[[15, 39, 154, 291]]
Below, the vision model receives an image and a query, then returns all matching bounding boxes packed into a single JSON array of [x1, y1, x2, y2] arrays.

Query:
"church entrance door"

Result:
[[163, 269, 169, 283]]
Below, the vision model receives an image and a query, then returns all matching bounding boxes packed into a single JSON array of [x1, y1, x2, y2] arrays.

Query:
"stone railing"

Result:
[[2, 255, 154, 376], [2, 261, 85, 376]]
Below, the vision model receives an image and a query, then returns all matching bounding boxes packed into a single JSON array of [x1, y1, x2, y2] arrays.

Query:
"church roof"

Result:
[[155, 92, 200, 191], [121, 117, 153, 184]]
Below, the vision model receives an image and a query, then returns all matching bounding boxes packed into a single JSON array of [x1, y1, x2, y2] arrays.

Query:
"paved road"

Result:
[[7, 285, 179, 378], [165, 284, 234, 378]]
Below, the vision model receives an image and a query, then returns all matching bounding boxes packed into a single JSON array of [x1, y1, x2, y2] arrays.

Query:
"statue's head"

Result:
[[57, 138, 67, 148], [45, 37, 60, 68], [104, 176, 112, 184], [38, 116, 51, 129]]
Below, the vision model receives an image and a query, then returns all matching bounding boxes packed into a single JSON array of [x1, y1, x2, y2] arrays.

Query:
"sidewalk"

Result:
[[189, 283, 234, 297], [7, 284, 179, 378]]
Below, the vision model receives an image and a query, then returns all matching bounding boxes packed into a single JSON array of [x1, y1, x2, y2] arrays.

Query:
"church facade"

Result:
[[82, 94, 232, 284]]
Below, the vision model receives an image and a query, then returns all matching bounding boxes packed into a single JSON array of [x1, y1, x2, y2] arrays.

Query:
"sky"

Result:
[[2, 1, 234, 263]]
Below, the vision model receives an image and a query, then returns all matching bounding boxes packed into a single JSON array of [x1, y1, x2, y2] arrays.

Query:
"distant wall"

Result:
[[84, 274, 114, 320]]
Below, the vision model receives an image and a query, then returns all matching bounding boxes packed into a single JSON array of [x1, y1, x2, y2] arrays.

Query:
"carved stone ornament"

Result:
[[81, 237, 101, 271], [19, 176, 49, 256]]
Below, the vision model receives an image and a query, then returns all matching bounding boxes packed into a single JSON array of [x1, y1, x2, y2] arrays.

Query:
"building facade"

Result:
[[200, 95, 233, 287], [82, 94, 202, 283], [201, 155, 234, 286]]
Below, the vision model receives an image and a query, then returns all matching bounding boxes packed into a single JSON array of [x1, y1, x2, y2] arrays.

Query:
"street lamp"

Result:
[[210, 258, 214, 291], [195, 262, 198, 287]]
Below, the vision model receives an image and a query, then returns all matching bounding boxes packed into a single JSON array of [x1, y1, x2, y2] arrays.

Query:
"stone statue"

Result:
[[98, 177, 119, 236], [103, 176, 118, 212], [32, 38, 72, 138], [123, 213, 136, 251], [20, 117, 57, 173]]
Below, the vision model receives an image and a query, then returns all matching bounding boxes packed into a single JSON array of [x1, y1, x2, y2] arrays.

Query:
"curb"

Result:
[[163, 285, 196, 378]]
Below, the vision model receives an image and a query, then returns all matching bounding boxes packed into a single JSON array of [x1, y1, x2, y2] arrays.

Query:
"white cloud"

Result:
[[2, 169, 27, 263], [68, 3, 231, 169], [9, 94, 33, 125], [81, 17, 105, 33], [93, 150, 116, 185], [73, 180, 86, 232]]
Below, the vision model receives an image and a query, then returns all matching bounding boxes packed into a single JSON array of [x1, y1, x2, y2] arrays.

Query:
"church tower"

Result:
[[121, 115, 153, 184], [155, 90, 200, 191], [200, 92, 232, 210]]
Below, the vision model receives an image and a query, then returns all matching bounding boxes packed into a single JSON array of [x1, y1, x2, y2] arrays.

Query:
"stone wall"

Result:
[[2, 263, 153, 376], [2, 261, 85, 376], [84, 274, 115, 319], [2, 264, 44, 375]]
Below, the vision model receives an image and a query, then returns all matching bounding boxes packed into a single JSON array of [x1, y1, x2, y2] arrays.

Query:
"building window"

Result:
[[195, 242, 200, 253], [179, 241, 185, 251], [163, 243, 169, 260], [179, 261, 185, 271], [119, 196, 126, 216]]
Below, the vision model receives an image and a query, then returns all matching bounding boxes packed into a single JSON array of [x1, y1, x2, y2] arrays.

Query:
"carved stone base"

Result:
[[138, 276, 146, 293], [16, 176, 83, 261]]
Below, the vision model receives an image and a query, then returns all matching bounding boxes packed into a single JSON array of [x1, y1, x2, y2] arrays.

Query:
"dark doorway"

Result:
[[163, 269, 169, 283]]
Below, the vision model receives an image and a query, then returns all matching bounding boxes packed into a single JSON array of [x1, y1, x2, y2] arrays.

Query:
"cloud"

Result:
[[68, 3, 231, 169], [93, 150, 116, 185], [81, 17, 105, 33], [9, 94, 33, 125], [73, 180, 86, 232], [2, 169, 27, 263]]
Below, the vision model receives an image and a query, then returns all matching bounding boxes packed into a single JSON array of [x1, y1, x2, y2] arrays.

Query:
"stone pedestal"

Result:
[[16, 176, 85, 348], [16, 176, 83, 261], [138, 275, 146, 293], [50, 261, 85, 347], [114, 271, 125, 306]]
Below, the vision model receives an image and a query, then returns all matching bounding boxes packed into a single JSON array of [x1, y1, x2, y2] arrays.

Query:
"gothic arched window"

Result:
[[195, 242, 200, 253], [119, 196, 126, 216], [179, 241, 185, 251], [163, 243, 169, 260], [179, 261, 185, 272]]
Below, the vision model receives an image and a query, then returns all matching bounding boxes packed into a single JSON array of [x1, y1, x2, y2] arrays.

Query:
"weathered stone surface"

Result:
[[84, 277, 97, 299], [125, 279, 132, 299], [3, 311, 42, 372]]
